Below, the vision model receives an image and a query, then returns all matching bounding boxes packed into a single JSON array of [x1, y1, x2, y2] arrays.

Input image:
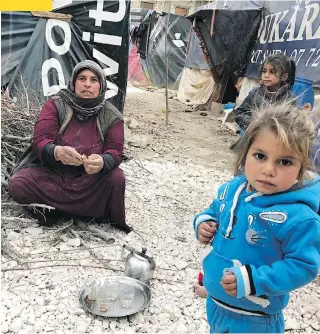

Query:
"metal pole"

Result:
[[165, 3, 171, 126]]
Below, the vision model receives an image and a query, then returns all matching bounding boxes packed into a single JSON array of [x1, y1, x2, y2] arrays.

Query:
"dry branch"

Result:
[[1, 91, 40, 189], [74, 219, 115, 244], [1, 264, 123, 272], [70, 228, 119, 272], [2, 203, 55, 211], [2, 217, 36, 223]]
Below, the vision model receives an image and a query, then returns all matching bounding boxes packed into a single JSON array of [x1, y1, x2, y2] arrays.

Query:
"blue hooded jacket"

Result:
[[193, 174, 320, 315]]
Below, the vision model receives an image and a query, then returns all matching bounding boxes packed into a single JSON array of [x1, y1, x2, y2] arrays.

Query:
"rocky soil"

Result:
[[1, 88, 319, 333]]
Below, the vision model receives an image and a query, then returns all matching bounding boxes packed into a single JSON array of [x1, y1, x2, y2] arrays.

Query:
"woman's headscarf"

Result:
[[57, 60, 107, 121]]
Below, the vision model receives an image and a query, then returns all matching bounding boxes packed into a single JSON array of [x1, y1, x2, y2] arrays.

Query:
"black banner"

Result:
[[214, 0, 320, 87], [1, 0, 130, 112]]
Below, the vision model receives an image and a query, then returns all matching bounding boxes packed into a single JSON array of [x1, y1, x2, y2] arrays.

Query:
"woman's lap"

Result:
[[9, 166, 125, 217]]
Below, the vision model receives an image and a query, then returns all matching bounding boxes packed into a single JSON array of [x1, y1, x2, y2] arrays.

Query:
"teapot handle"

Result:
[[122, 244, 152, 262]]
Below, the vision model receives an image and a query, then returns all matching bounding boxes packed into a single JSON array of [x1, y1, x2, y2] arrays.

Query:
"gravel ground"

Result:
[[1, 88, 319, 333]]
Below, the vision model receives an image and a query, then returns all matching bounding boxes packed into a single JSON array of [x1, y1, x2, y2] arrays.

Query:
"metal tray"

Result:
[[78, 276, 151, 317]]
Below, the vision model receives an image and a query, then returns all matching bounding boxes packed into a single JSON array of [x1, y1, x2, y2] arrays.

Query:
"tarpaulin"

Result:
[[214, 0, 320, 87], [184, 2, 215, 70], [130, 8, 150, 28], [144, 13, 191, 89], [1, 0, 131, 112], [128, 43, 150, 86], [177, 67, 215, 105], [184, 27, 212, 70], [189, 8, 262, 79]]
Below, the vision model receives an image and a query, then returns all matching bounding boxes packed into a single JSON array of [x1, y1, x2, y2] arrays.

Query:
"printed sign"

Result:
[[245, 0, 320, 86], [1, 0, 130, 112]]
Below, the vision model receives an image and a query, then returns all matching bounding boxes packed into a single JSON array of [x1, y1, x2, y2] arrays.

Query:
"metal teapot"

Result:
[[122, 244, 156, 284]]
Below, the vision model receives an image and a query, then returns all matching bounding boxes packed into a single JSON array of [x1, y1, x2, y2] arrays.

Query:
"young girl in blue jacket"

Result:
[[194, 103, 320, 333]]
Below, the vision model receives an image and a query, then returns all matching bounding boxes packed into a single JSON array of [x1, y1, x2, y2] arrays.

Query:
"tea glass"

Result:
[[105, 279, 120, 301], [120, 286, 135, 308], [96, 287, 111, 312], [86, 279, 100, 301]]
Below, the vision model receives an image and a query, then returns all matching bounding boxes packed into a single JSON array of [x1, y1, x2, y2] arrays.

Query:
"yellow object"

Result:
[[0, 0, 51, 11]]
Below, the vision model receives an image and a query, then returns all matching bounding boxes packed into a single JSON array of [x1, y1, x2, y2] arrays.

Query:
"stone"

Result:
[[157, 312, 170, 322], [124, 124, 132, 142], [310, 322, 320, 331], [110, 321, 117, 331], [2, 322, 9, 333], [303, 313, 312, 319], [58, 242, 74, 251], [91, 327, 104, 334], [285, 317, 300, 330], [27, 310, 36, 325], [0, 305, 8, 316], [129, 118, 139, 129], [102, 320, 109, 329], [124, 328, 136, 334], [7, 231, 20, 241], [35, 296, 46, 306], [129, 134, 151, 148], [45, 326, 56, 332], [67, 238, 81, 247], [174, 259, 188, 270], [132, 312, 145, 325], [184, 299, 193, 307], [76, 320, 88, 333], [138, 325, 148, 333], [9, 303, 25, 319], [74, 308, 85, 316], [25, 227, 43, 237], [9, 318, 23, 332]]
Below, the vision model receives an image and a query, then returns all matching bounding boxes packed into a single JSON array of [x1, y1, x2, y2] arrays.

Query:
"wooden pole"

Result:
[[165, 3, 171, 126]]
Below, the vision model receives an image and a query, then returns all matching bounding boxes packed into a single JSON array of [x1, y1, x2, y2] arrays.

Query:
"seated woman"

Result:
[[9, 60, 132, 233]]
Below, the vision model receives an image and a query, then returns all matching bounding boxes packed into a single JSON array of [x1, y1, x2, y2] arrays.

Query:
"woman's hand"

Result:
[[82, 154, 104, 174], [55, 146, 83, 166], [221, 274, 237, 296], [198, 221, 217, 244]]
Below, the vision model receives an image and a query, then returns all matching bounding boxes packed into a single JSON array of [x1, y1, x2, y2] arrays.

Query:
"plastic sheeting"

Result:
[[189, 8, 262, 79], [136, 13, 191, 89], [1, 1, 131, 112], [130, 8, 150, 28], [177, 67, 215, 105], [128, 43, 150, 87], [185, 28, 212, 70], [184, 2, 215, 70], [213, 0, 320, 87]]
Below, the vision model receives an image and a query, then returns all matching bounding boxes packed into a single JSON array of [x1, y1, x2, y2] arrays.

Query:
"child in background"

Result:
[[193, 103, 320, 333], [235, 53, 296, 131]]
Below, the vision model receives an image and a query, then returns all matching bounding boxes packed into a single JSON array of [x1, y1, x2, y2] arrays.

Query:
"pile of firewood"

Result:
[[1, 92, 42, 189]]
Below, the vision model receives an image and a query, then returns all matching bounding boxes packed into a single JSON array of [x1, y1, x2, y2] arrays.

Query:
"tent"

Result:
[[1, 0, 131, 112], [128, 10, 191, 89], [177, 2, 216, 106], [179, 0, 320, 107], [226, 0, 320, 88], [187, 5, 262, 104]]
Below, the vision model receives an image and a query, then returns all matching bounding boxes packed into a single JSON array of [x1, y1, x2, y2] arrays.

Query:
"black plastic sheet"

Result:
[[144, 13, 191, 89], [189, 8, 262, 79]]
